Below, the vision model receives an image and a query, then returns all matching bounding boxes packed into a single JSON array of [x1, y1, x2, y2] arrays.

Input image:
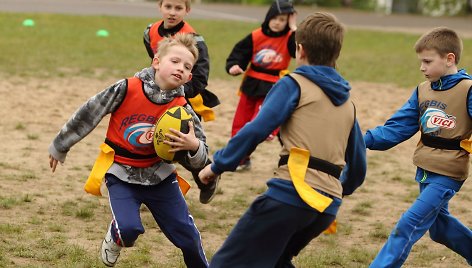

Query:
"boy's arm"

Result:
[[340, 119, 367, 196], [48, 80, 128, 163], [143, 23, 155, 59], [225, 33, 253, 74], [182, 35, 209, 98], [364, 89, 420, 150], [211, 77, 298, 174]]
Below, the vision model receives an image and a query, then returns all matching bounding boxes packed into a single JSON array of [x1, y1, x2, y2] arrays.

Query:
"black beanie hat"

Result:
[[264, 0, 295, 22], [261, 0, 295, 35]]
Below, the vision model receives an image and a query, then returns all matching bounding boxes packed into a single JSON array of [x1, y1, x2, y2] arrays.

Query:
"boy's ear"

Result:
[[186, 73, 193, 82], [446, 52, 456, 67], [297, 43, 306, 60], [151, 57, 159, 69]]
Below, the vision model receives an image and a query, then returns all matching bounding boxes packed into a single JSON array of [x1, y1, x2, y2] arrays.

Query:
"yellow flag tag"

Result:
[[287, 147, 333, 213], [460, 139, 472, 153], [188, 94, 215, 122], [84, 143, 115, 196], [84, 143, 191, 197]]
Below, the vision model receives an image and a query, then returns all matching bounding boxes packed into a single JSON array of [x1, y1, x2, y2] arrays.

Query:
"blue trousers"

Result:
[[105, 173, 208, 268], [210, 195, 336, 268], [370, 179, 472, 267]]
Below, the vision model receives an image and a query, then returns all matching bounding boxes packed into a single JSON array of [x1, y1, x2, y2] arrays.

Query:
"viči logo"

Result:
[[430, 115, 456, 129], [420, 108, 456, 134]]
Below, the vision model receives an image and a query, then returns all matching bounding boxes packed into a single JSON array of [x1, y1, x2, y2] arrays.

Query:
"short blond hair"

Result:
[[155, 33, 199, 64], [414, 27, 462, 64]]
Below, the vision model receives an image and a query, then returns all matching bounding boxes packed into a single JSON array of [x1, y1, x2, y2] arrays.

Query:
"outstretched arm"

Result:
[[48, 80, 127, 171], [365, 88, 420, 150], [202, 76, 298, 179]]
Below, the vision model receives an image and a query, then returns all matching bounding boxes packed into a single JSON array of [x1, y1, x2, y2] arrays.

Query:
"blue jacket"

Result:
[[211, 65, 367, 214], [365, 69, 472, 150]]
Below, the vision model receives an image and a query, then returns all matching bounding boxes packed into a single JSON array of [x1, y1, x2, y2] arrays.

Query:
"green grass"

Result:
[[1, 11, 472, 268], [368, 222, 390, 240], [352, 200, 373, 216], [2, 12, 471, 87]]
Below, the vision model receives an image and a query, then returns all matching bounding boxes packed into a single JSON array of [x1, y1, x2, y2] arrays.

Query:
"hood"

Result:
[[261, 0, 295, 36], [134, 67, 185, 104], [431, 69, 472, 91], [293, 65, 351, 106]]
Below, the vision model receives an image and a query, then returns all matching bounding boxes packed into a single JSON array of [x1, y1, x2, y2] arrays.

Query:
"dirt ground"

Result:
[[0, 74, 471, 267]]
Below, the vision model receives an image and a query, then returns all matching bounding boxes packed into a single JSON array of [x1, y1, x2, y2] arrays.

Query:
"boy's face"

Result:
[[417, 49, 454, 82], [152, 45, 194, 90], [159, 0, 189, 29], [269, 14, 288, 33]]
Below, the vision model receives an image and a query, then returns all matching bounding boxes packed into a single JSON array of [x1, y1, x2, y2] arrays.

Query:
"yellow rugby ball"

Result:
[[153, 106, 193, 163]]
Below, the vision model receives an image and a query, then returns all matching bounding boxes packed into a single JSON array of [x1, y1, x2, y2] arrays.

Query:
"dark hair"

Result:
[[414, 27, 462, 64], [295, 12, 344, 66]]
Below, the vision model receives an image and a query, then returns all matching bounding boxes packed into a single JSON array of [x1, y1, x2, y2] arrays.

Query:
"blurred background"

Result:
[[184, 0, 472, 16]]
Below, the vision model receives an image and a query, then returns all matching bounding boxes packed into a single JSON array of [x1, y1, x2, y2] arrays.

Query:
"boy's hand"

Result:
[[164, 121, 200, 153], [49, 154, 59, 173], [288, 12, 297, 31], [229, 65, 244, 76], [266, 134, 275, 141], [199, 164, 217, 185]]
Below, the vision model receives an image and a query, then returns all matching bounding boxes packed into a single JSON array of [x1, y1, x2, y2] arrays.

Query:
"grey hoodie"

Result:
[[49, 67, 208, 185]]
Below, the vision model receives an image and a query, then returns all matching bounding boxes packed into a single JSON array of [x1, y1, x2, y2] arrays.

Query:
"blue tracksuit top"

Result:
[[364, 69, 472, 150], [364, 69, 472, 187], [211, 65, 367, 214]]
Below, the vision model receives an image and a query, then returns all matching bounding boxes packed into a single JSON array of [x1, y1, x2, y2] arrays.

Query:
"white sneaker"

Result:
[[101, 225, 122, 267]]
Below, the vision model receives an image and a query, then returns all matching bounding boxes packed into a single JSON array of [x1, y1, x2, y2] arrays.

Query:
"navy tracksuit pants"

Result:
[[105, 173, 208, 268], [210, 195, 336, 268]]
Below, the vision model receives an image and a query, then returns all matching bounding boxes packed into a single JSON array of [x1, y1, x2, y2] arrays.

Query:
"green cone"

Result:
[[96, 29, 109, 37], [22, 19, 35, 27]]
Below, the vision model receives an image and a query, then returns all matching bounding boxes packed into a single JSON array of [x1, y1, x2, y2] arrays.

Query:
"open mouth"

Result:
[[173, 74, 182, 80]]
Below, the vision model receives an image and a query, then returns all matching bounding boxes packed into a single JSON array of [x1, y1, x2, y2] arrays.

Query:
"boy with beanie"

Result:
[[226, 0, 297, 170]]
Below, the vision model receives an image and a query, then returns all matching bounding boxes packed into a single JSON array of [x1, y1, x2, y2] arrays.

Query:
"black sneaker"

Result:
[[199, 173, 220, 204], [191, 170, 220, 204]]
